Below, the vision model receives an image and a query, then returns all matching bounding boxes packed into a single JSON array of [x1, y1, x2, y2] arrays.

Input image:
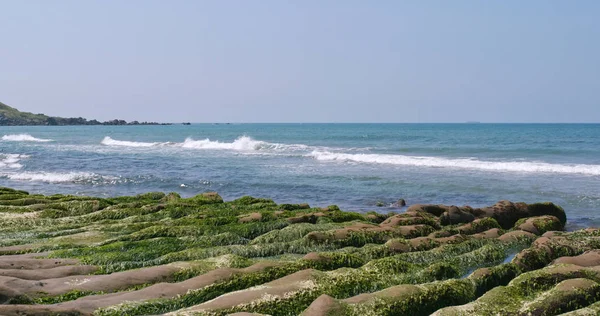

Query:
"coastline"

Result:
[[2, 123, 599, 229], [1, 186, 599, 315], [0, 102, 172, 126]]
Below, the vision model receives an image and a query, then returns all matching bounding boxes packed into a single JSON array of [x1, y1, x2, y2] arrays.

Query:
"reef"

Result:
[[0, 186, 598, 315]]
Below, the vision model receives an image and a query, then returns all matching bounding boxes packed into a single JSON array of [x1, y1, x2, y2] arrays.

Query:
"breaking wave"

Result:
[[0, 154, 28, 170], [2, 134, 53, 142], [101, 136, 308, 151], [308, 151, 600, 176], [182, 136, 272, 150], [3, 172, 102, 183], [101, 137, 172, 147]]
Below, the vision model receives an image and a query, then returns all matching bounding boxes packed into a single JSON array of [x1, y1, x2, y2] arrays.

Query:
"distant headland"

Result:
[[0, 101, 171, 126]]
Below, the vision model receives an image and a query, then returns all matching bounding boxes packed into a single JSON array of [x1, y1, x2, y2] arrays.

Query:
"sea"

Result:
[[1, 124, 599, 229]]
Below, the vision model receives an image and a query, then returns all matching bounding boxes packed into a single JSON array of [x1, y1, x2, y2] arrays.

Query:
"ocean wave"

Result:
[[101, 136, 172, 147], [183, 136, 311, 151], [182, 136, 270, 151], [308, 151, 600, 176], [1, 134, 53, 142], [101, 135, 309, 152], [0, 154, 29, 170], [3, 171, 101, 183]]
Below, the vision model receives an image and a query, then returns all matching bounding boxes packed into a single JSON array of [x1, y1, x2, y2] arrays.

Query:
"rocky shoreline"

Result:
[[0, 187, 598, 315], [0, 102, 171, 126]]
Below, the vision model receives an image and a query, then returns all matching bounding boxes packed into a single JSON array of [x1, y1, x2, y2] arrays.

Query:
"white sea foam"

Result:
[[100, 136, 170, 147], [5, 172, 98, 183], [308, 151, 600, 176], [0, 154, 29, 169], [1, 134, 53, 142], [181, 136, 272, 151], [182, 136, 310, 151], [100, 135, 308, 152]]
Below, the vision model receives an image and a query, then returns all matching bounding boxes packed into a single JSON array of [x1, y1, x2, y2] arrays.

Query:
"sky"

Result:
[[1, 1, 599, 123]]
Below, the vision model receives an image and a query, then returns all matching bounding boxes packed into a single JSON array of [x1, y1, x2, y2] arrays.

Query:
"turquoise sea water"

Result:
[[1, 124, 599, 229]]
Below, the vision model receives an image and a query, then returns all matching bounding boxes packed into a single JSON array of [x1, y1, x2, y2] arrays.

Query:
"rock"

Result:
[[136, 192, 166, 200], [365, 212, 387, 224], [238, 212, 262, 223], [527, 202, 567, 225], [1, 188, 595, 316], [456, 218, 501, 235], [391, 199, 407, 207], [406, 204, 450, 217], [440, 206, 476, 225], [380, 214, 440, 228], [497, 230, 536, 243], [279, 203, 311, 211], [232, 196, 275, 205], [161, 192, 181, 202], [301, 252, 333, 264], [553, 250, 600, 267], [476, 200, 566, 229], [287, 213, 324, 224], [408, 237, 441, 251], [471, 228, 502, 239], [434, 265, 600, 316], [512, 232, 600, 271], [301, 294, 345, 316], [384, 239, 411, 253], [514, 215, 564, 235], [184, 192, 224, 205], [342, 279, 475, 315]]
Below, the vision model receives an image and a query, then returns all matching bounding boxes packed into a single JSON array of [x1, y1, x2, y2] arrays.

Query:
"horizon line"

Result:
[[163, 122, 600, 124]]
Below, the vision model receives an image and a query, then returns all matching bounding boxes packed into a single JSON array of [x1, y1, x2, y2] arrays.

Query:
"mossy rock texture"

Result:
[[0, 186, 596, 316]]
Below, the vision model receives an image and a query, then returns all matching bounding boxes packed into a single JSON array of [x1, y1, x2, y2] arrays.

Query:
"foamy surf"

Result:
[[181, 136, 272, 151], [182, 136, 310, 151], [308, 151, 600, 176], [0, 154, 28, 170], [4, 172, 100, 183], [100, 135, 309, 152], [101, 136, 171, 147], [1, 134, 53, 142]]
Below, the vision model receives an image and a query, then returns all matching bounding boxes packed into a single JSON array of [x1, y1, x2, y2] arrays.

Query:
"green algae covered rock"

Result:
[[528, 202, 567, 225], [514, 215, 564, 235], [136, 191, 166, 200], [434, 264, 600, 316], [183, 192, 224, 205], [162, 192, 182, 202], [440, 206, 476, 225], [0, 187, 598, 316], [232, 196, 276, 206]]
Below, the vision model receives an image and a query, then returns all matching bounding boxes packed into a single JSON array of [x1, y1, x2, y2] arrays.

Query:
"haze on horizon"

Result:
[[1, 1, 599, 123]]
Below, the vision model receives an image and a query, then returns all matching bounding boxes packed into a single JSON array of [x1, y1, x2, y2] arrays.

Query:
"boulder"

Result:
[[514, 215, 564, 235], [440, 206, 475, 225], [406, 204, 450, 217], [475, 201, 566, 229], [392, 199, 407, 207]]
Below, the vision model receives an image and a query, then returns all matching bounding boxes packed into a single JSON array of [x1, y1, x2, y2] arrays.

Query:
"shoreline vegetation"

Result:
[[0, 187, 599, 315], [0, 101, 172, 126]]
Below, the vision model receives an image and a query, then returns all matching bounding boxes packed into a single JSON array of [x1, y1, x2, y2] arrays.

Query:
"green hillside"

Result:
[[0, 101, 53, 125], [0, 101, 165, 126]]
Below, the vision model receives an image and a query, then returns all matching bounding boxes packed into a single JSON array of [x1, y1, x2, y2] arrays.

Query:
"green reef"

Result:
[[0, 186, 598, 315]]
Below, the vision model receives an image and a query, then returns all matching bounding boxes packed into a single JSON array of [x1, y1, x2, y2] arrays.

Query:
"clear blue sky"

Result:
[[1, 1, 599, 123]]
